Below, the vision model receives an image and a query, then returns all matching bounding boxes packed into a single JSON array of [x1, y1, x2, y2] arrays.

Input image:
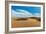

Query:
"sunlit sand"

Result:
[[11, 17, 40, 28]]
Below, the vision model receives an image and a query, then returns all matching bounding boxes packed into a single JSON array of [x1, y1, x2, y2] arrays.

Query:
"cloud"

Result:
[[33, 13, 40, 17], [11, 9, 33, 18]]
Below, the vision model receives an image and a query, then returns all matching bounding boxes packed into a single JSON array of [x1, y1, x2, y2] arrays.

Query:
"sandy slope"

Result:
[[11, 18, 40, 28]]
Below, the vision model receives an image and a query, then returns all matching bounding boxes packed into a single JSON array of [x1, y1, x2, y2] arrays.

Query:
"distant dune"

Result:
[[11, 17, 41, 28]]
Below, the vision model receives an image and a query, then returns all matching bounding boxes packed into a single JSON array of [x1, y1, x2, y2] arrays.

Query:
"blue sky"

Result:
[[11, 6, 41, 14], [11, 6, 41, 18]]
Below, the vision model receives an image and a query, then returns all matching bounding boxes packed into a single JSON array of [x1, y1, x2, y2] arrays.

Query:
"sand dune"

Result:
[[11, 18, 40, 28]]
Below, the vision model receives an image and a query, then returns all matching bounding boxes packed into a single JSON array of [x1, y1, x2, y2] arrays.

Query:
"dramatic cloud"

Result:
[[33, 13, 40, 17], [11, 9, 33, 18]]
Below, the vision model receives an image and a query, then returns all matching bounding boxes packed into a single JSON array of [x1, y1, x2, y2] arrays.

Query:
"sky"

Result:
[[11, 6, 41, 18], [12, 6, 41, 13]]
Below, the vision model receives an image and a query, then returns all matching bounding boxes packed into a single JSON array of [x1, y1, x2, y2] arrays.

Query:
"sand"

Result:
[[11, 18, 40, 28]]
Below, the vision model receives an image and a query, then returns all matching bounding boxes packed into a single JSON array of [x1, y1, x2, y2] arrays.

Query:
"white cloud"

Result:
[[34, 13, 41, 17], [11, 9, 33, 18]]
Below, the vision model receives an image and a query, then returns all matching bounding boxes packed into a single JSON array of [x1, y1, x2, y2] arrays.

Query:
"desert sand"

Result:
[[11, 18, 41, 28]]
